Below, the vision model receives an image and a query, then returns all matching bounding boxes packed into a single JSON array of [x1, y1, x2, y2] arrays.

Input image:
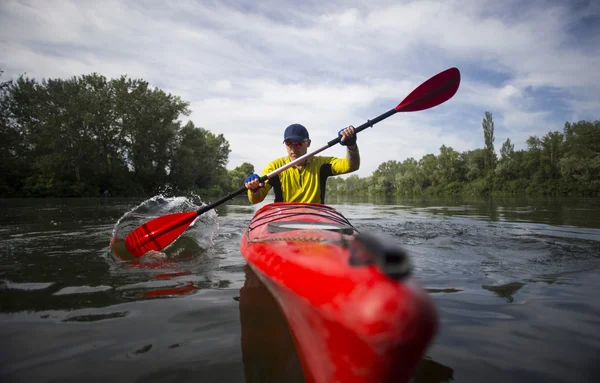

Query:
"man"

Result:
[[244, 123, 360, 204]]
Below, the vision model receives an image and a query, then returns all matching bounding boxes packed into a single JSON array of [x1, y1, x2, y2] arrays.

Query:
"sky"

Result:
[[1, 0, 599, 177]]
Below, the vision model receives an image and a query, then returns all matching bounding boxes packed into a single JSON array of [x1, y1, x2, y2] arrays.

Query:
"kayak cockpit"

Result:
[[247, 202, 357, 235], [266, 221, 355, 235]]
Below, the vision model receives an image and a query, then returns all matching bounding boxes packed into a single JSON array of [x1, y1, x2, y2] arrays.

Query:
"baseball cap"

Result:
[[283, 124, 309, 143]]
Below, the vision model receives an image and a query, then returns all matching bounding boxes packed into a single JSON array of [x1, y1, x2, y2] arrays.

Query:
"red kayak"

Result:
[[240, 202, 438, 383]]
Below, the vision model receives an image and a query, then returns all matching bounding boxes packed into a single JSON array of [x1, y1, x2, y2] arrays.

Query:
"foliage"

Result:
[[1, 70, 241, 197], [482, 111, 497, 173], [3, 68, 598, 199], [227, 163, 255, 191], [327, 112, 600, 197]]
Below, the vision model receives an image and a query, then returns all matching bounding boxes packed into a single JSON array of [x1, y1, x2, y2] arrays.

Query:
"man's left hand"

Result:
[[338, 125, 357, 146]]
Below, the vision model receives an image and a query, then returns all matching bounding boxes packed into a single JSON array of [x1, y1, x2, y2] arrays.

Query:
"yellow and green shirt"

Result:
[[248, 149, 360, 204]]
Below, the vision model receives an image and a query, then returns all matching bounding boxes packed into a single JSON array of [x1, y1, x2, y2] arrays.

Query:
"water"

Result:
[[1, 196, 599, 382]]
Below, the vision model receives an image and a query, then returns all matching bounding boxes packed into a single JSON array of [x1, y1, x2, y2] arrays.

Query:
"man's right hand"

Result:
[[244, 174, 264, 192]]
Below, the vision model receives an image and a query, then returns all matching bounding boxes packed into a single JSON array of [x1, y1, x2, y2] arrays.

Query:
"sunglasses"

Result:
[[284, 140, 306, 148]]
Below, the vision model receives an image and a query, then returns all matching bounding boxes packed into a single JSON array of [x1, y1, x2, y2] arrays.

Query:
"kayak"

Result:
[[239, 202, 438, 383]]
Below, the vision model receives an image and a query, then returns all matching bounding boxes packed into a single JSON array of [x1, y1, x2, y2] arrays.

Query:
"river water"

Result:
[[1, 196, 599, 383]]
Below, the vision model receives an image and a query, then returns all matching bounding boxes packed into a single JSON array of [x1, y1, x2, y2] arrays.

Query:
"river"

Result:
[[1, 195, 599, 382]]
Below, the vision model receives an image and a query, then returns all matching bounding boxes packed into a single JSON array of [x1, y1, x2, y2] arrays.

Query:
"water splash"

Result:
[[105, 194, 219, 285]]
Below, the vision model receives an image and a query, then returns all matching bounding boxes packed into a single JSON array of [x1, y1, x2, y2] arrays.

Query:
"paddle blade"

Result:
[[124, 211, 198, 257], [396, 67, 460, 112]]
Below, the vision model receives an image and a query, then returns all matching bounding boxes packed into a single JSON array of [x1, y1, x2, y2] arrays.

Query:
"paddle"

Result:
[[124, 67, 461, 257]]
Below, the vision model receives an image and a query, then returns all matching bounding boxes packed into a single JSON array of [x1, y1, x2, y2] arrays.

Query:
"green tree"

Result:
[[169, 122, 231, 194], [324, 115, 599, 197], [395, 158, 423, 194], [419, 154, 438, 189], [0, 70, 29, 195], [482, 111, 497, 173], [112, 76, 190, 194], [372, 160, 402, 194], [525, 135, 542, 181], [437, 145, 464, 185], [1, 70, 230, 197], [228, 162, 255, 191], [462, 149, 485, 182], [541, 131, 564, 179], [500, 138, 514, 161], [559, 120, 600, 194]]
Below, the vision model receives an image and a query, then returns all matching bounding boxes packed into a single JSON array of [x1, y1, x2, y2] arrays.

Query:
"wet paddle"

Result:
[[125, 67, 461, 257]]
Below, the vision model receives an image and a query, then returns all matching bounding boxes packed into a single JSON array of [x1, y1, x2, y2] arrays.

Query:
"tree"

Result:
[[419, 154, 438, 189], [228, 162, 255, 191], [500, 138, 514, 161], [0, 70, 29, 195], [525, 135, 542, 180], [437, 145, 464, 185], [482, 111, 497, 173], [1, 70, 229, 197], [169, 122, 231, 194], [541, 131, 563, 179], [324, 117, 599, 197], [559, 120, 600, 193], [112, 76, 190, 194], [372, 160, 402, 194]]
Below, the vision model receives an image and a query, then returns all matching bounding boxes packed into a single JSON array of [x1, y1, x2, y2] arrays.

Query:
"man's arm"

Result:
[[328, 144, 360, 175], [345, 144, 360, 172], [246, 161, 277, 204], [336, 125, 360, 173], [247, 184, 270, 204]]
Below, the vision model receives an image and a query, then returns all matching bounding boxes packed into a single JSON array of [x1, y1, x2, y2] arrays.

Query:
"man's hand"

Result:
[[338, 125, 357, 146], [244, 174, 264, 192]]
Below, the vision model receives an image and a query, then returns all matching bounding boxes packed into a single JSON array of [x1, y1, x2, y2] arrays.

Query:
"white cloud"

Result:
[[1, 0, 598, 178]]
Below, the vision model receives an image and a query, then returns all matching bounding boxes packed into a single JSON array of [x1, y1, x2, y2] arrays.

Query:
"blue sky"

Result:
[[1, 0, 599, 177]]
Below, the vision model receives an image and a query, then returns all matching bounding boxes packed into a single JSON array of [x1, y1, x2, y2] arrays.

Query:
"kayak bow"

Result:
[[240, 202, 438, 383]]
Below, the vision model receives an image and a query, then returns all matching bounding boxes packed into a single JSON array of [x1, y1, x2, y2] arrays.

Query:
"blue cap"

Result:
[[283, 124, 309, 142]]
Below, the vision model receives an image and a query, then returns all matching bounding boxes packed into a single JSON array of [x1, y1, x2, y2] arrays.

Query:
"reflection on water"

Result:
[[62, 311, 129, 322], [482, 282, 525, 303], [427, 288, 463, 294], [413, 357, 455, 383], [239, 264, 305, 383]]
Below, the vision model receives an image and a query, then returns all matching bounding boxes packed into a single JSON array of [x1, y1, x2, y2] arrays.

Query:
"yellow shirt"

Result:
[[248, 151, 359, 204]]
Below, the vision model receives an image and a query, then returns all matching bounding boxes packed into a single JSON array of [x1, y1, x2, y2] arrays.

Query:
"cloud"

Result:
[[1, 0, 598, 177]]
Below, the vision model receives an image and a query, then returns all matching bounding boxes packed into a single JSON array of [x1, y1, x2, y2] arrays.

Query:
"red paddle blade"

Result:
[[124, 211, 198, 257], [396, 67, 461, 112]]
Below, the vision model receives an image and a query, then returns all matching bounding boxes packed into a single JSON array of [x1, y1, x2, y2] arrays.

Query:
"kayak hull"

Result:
[[240, 202, 437, 383]]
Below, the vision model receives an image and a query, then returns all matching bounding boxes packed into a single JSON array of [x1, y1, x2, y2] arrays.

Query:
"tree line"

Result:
[[0, 70, 255, 197], [1, 69, 598, 198], [327, 112, 600, 196]]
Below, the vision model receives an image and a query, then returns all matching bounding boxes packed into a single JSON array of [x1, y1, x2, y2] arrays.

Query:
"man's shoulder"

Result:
[[265, 156, 289, 168]]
